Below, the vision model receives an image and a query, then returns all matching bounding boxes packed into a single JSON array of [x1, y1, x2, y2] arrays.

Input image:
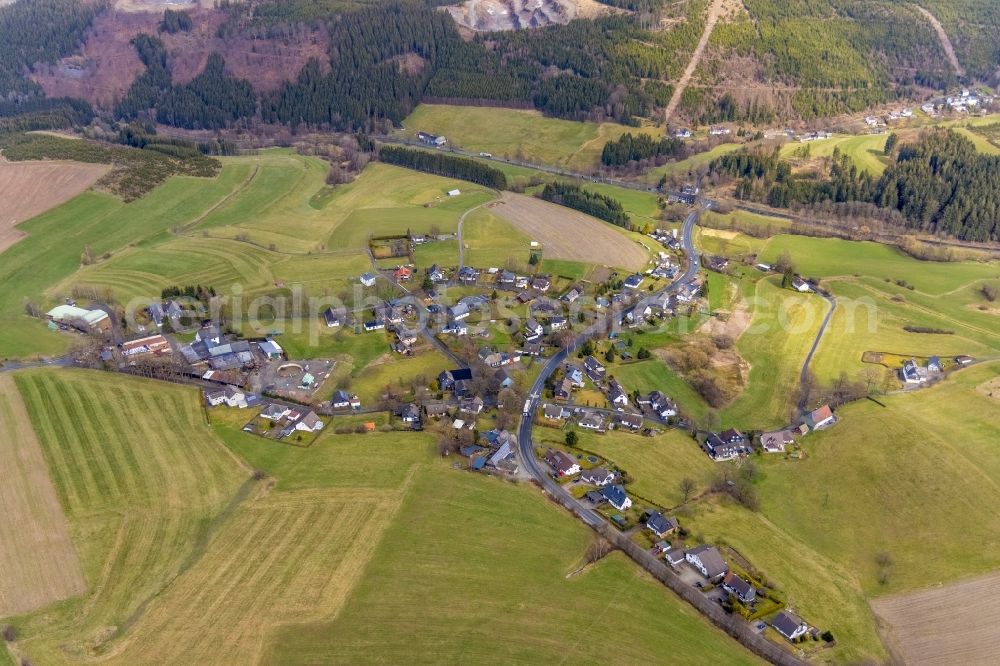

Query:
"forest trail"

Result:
[[663, 0, 726, 123], [914, 5, 964, 77]]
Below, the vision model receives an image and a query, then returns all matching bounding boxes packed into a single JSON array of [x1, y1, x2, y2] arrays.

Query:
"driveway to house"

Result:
[[797, 291, 837, 412]]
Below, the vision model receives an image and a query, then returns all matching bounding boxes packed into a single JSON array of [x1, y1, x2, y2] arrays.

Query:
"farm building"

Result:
[[46, 304, 110, 332]]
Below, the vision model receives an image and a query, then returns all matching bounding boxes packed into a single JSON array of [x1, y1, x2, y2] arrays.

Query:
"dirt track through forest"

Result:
[[663, 0, 727, 123], [913, 5, 964, 77]]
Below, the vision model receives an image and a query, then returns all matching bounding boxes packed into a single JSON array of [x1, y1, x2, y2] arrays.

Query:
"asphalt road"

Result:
[[516, 206, 702, 527]]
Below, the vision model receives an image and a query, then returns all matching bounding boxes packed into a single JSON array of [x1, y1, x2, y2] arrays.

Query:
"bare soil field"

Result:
[[0, 375, 85, 616], [490, 193, 648, 270], [0, 160, 109, 253], [872, 571, 1000, 665]]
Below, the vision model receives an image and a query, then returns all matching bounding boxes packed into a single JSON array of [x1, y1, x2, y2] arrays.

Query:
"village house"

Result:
[[323, 307, 346, 328], [258, 339, 284, 360], [806, 404, 836, 430], [578, 411, 604, 430], [759, 429, 794, 453], [554, 378, 574, 401], [704, 428, 750, 461], [497, 270, 516, 288], [426, 264, 446, 283], [608, 378, 629, 408], [581, 467, 615, 486], [665, 548, 686, 567], [645, 511, 677, 537], [772, 611, 809, 642], [363, 320, 384, 332], [399, 403, 422, 424], [417, 131, 447, 146], [442, 319, 469, 336], [459, 396, 485, 415], [563, 363, 585, 387], [685, 545, 728, 581], [295, 411, 324, 433], [331, 390, 361, 410], [548, 316, 568, 332], [458, 266, 480, 284], [360, 272, 377, 287], [613, 412, 643, 431], [448, 302, 471, 321], [494, 367, 514, 389], [524, 318, 544, 341], [545, 449, 581, 477], [561, 287, 582, 303], [393, 266, 412, 282], [424, 401, 450, 419], [722, 572, 756, 605], [584, 355, 606, 382], [791, 276, 812, 293], [121, 334, 171, 357], [623, 273, 644, 290], [521, 341, 544, 357], [531, 276, 550, 292], [601, 484, 632, 511], [261, 402, 290, 422], [543, 403, 569, 421]]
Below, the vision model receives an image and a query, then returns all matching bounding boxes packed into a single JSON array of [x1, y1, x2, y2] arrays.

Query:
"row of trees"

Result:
[[540, 182, 631, 228], [378, 146, 507, 189]]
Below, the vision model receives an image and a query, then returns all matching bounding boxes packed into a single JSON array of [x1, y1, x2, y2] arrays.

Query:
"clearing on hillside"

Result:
[[490, 193, 648, 270], [0, 374, 84, 616], [0, 160, 108, 253], [872, 571, 1000, 665]]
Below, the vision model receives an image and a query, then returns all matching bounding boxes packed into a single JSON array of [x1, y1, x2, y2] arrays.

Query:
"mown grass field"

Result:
[[756, 361, 1000, 596], [759, 235, 1000, 294], [259, 465, 761, 665], [401, 104, 659, 170], [778, 134, 891, 175], [9, 370, 248, 661], [611, 358, 712, 424], [721, 278, 826, 429], [461, 206, 532, 269]]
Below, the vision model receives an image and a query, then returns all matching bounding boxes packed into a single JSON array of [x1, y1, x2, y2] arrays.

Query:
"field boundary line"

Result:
[[178, 162, 261, 233]]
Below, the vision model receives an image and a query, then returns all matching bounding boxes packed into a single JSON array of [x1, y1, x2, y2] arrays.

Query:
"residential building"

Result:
[[399, 403, 421, 423], [259, 339, 283, 359], [363, 320, 384, 331], [623, 273, 644, 290], [323, 307, 346, 328], [601, 484, 632, 511], [442, 320, 468, 336], [545, 449, 581, 477], [360, 272, 377, 287], [577, 411, 604, 430], [722, 572, 756, 605], [563, 363, 585, 387], [704, 428, 750, 461], [614, 413, 643, 430], [417, 131, 446, 146], [295, 411, 324, 432], [581, 467, 614, 486], [760, 429, 794, 453], [524, 318, 544, 341], [543, 403, 569, 421], [608, 379, 629, 408], [646, 511, 677, 537], [791, 276, 812, 292], [806, 404, 836, 430], [772, 611, 809, 642], [685, 545, 727, 580], [583, 355, 606, 382], [121, 334, 171, 357]]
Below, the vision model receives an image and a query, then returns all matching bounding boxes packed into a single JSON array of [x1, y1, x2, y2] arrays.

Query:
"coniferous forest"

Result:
[[378, 146, 508, 189], [710, 129, 1000, 242], [540, 182, 631, 229]]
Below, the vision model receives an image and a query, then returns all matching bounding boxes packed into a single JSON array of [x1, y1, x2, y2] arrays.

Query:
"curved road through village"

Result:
[[517, 206, 702, 524]]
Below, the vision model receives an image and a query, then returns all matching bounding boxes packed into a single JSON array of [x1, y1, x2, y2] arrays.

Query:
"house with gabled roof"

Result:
[[360, 272, 377, 287], [608, 378, 629, 408], [601, 484, 632, 511], [806, 404, 836, 430], [583, 355, 606, 382], [543, 403, 569, 421], [577, 411, 603, 430], [295, 411, 324, 432], [545, 449, 581, 477], [323, 307, 346, 328], [614, 412, 643, 430], [581, 467, 614, 486], [722, 571, 756, 605], [772, 611, 808, 642], [685, 545, 727, 580], [704, 428, 749, 461], [623, 273, 644, 290], [563, 363, 585, 387], [524, 318, 543, 341], [645, 511, 677, 537], [760, 429, 794, 453]]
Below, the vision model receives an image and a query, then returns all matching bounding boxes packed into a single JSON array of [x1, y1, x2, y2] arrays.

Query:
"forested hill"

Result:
[[709, 129, 1000, 243], [0, 0, 998, 132]]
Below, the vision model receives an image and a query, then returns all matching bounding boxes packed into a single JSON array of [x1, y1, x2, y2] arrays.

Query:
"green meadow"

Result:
[[401, 104, 659, 171]]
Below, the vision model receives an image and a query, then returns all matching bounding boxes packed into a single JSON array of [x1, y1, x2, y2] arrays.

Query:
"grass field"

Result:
[[721, 278, 826, 429], [756, 361, 1000, 596], [758, 235, 1000, 295], [460, 207, 532, 269], [9, 370, 248, 661], [575, 428, 717, 508], [259, 465, 761, 665], [778, 134, 891, 175], [0, 375, 84, 616], [611, 358, 712, 424], [401, 104, 659, 170]]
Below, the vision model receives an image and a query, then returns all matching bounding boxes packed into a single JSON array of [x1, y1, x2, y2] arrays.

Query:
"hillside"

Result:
[[0, 0, 998, 132]]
